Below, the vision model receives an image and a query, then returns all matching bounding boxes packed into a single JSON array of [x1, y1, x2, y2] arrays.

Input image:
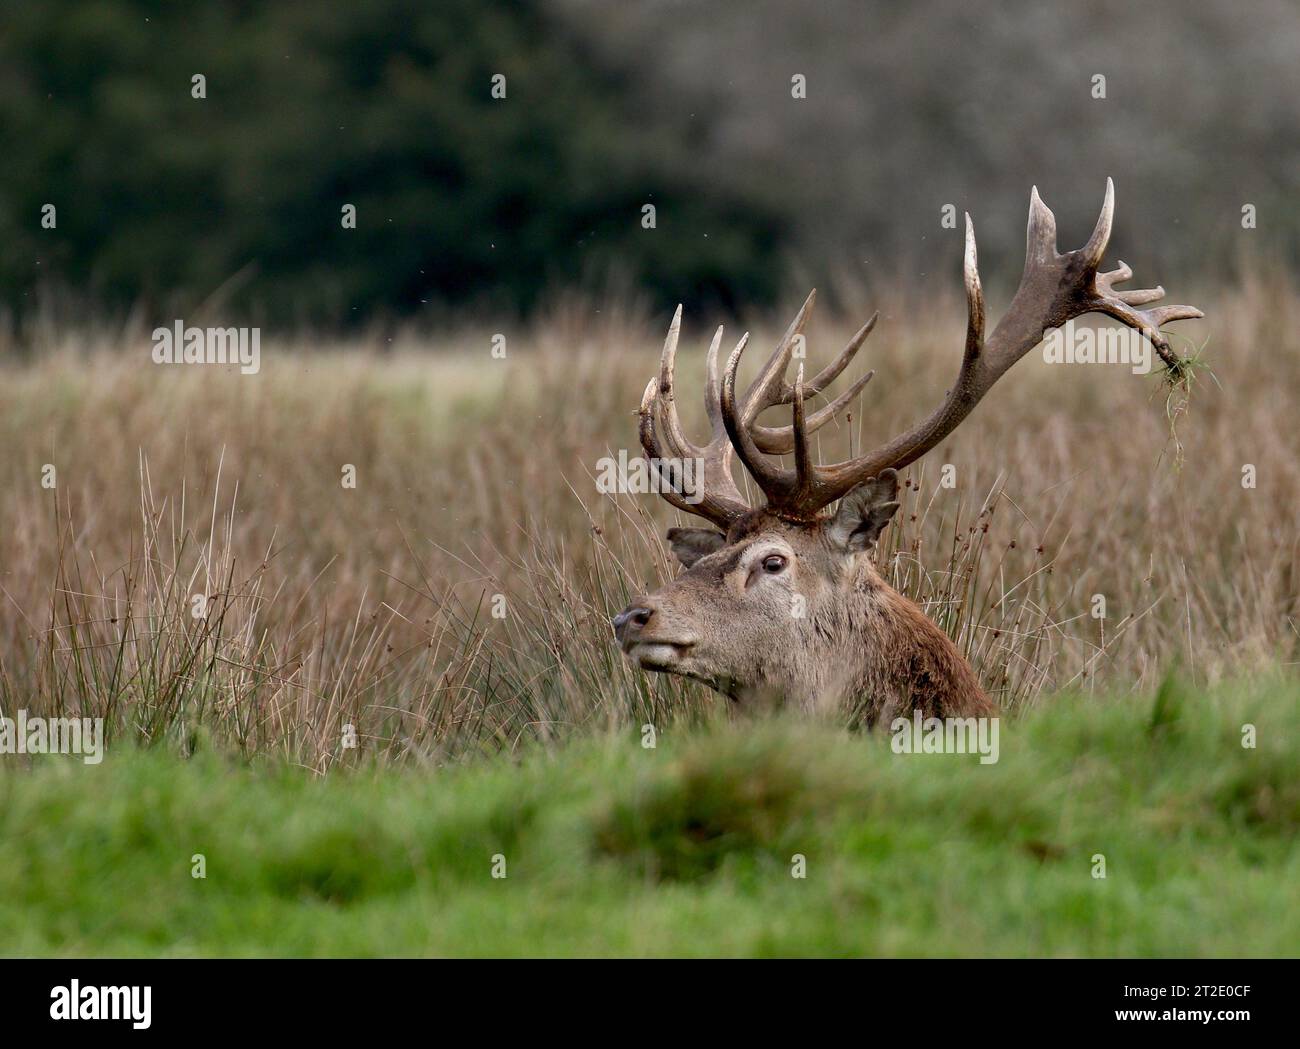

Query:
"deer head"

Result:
[[614, 181, 1201, 719]]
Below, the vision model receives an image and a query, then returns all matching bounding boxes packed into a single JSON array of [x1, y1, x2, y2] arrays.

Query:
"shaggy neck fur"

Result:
[[731, 556, 993, 723]]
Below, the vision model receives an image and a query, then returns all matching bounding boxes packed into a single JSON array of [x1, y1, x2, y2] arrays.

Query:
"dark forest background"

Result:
[[1, 0, 1295, 327]]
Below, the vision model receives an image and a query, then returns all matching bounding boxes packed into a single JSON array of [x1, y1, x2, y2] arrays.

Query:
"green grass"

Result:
[[1, 678, 1296, 957]]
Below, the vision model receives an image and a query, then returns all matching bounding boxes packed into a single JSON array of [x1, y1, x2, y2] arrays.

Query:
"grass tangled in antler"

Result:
[[1152, 331, 1216, 469]]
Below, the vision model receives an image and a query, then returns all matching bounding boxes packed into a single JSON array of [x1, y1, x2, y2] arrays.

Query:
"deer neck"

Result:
[[834, 560, 993, 723]]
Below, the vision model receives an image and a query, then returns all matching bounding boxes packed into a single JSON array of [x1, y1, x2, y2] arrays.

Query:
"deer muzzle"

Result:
[[613, 599, 697, 669]]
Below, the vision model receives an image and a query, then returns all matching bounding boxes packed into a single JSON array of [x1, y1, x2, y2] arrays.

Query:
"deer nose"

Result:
[[613, 605, 653, 641]]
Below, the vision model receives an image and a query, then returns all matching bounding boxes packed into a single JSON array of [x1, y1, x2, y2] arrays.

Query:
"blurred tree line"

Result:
[[0, 0, 782, 325], [561, 0, 1298, 297], [1, 0, 1295, 328]]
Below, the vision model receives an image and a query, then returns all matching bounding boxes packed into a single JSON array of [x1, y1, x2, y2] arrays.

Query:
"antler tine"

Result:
[[963, 212, 986, 361], [720, 331, 799, 508], [652, 305, 696, 462], [702, 324, 729, 436], [804, 312, 878, 395], [639, 377, 703, 518], [750, 369, 876, 454], [638, 310, 752, 528], [748, 312, 878, 454], [1100, 264, 1160, 305], [1080, 177, 1115, 268], [790, 363, 814, 498], [738, 289, 816, 424], [1025, 185, 1059, 267]]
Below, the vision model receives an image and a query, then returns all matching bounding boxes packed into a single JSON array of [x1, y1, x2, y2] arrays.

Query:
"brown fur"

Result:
[[616, 505, 993, 723]]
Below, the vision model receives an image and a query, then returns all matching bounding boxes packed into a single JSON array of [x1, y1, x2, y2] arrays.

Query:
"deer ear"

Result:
[[666, 527, 727, 568], [829, 469, 900, 553]]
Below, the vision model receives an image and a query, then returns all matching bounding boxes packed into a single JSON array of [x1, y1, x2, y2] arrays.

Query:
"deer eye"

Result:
[[761, 554, 787, 574]]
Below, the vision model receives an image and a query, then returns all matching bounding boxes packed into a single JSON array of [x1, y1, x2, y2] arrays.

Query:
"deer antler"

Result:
[[642, 179, 1202, 526], [638, 292, 876, 528]]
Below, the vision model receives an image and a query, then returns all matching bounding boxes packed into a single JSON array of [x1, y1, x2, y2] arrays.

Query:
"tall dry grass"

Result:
[[0, 273, 1296, 769]]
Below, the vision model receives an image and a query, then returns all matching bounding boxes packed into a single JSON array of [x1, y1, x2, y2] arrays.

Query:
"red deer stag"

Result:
[[614, 181, 1201, 721]]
